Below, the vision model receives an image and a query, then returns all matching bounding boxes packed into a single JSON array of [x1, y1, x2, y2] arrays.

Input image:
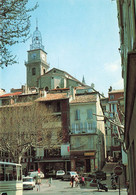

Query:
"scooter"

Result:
[[111, 179, 117, 190], [97, 180, 108, 192]]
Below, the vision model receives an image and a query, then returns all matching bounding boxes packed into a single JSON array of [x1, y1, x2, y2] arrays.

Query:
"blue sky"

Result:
[[1, 0, 123, 96]]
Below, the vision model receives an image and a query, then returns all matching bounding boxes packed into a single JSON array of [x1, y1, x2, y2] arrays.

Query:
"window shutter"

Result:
[[84, 122, 88, 132], [75, 109, 80, 120], [87, 109, 93, 119], [72, 123, 75, 133]]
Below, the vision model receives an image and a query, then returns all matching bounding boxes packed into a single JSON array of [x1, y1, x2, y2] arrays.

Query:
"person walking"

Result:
[[81, 175, 85, 186], [75, 175, 79, 187], [71, 176, 75, 187], [48, 177, 52, 187]]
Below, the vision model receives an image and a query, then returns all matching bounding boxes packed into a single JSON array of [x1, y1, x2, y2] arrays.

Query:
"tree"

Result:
[[94, 108, 126, 153], [0, 102, 62, 163], [0, 0, 38, 68]]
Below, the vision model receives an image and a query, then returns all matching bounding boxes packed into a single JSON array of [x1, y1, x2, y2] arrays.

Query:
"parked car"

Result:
[[62, 171, 78, 181], [23, 176, 35, 190], [56, 170, 65, 179], [46, 170, 56, 178], [28, 171, 44, 179]]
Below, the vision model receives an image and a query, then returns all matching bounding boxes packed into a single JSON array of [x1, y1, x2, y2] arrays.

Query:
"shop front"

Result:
[[70, 150, 96, 174], [35, 158, 70, 177]]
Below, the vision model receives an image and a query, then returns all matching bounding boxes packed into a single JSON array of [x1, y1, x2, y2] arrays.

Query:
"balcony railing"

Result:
[[70, 128, 96, 134]]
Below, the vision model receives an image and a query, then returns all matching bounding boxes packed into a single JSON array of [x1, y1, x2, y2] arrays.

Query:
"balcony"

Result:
[[70, 128, 96, 135], [70, 121, 97, 135]]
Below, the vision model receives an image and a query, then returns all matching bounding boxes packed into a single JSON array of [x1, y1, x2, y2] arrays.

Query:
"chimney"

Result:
[[108, 86, 112, 92], [39, 89, 47, 97], [70, 86, 76, 100]]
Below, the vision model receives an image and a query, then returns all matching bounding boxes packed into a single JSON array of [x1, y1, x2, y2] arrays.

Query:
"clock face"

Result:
[[42, 54, 45, 60], [31, 53, 36, 59]]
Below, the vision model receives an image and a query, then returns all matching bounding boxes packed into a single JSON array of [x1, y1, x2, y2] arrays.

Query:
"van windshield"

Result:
[[23, 178, 33, 182]]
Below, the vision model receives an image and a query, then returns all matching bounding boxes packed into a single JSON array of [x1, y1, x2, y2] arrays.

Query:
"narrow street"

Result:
[[23, 179, 127, 195]]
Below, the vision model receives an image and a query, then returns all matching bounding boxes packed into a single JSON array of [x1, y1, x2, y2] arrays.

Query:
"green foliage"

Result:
[[0, 0, 38, 68]]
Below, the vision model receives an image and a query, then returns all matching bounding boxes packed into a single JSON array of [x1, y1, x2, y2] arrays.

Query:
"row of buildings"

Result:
[[0, 25, 125, 178]]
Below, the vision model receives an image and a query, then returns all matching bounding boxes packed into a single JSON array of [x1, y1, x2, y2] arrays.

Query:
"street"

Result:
[[23, 179, 127, 195]]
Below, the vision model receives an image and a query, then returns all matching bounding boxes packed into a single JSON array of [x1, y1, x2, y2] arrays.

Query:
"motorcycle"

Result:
[[111, 174, 117, 190], [97, 180, 108, 192], [111, 179, 117, 190]]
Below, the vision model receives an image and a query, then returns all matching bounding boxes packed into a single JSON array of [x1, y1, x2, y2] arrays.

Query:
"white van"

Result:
[[23, 176, 35, 190]]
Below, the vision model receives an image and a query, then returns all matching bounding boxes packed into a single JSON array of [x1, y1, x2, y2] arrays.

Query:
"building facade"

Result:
[[0, 90, 70, 176], [116, 1, 136, 194], [70, 91, 106, 173], [108, 89, 124, 162]]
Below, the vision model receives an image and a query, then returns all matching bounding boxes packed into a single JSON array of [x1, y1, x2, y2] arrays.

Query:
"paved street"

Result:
[[23, 179, 127, 195]]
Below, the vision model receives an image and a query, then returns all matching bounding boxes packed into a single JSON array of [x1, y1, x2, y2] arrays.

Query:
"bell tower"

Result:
[[25, 24, 50, 88]]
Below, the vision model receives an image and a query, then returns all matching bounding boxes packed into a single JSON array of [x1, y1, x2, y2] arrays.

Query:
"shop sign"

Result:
[[61, 144, 70, 156], [84, 152, 95, 156]]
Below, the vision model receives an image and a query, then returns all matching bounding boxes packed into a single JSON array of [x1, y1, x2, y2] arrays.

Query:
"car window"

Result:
[[23, 178, 33, 182], [58, 171, 61, 173], [71, 172, 75, 175]]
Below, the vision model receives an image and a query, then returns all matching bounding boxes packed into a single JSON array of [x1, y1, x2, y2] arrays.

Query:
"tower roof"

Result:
[[30, 25, 44, 51], [82, 75, 86, 84]]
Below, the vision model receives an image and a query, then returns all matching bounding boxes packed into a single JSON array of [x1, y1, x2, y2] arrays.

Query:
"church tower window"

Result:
[[32, 68, 36, 75]]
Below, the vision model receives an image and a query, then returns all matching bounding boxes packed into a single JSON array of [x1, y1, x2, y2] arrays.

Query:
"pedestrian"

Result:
[[70, 176, 75, 187], [48, 177, 52, 187], [75, 175, 79, 187], [126, 180, 129, 192], [81, 175, 85, 186]]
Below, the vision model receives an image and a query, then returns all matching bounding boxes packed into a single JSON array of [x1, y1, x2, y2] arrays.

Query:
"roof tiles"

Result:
[[70, 94, 97, 104], [36, 93, 68, 102]]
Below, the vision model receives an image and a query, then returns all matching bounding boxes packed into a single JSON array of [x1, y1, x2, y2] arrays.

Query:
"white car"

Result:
[[28, 171, 44, 179], [23, 176, 35, 190], [62, 171, 78, 181], [56, 170, 65, 179]]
